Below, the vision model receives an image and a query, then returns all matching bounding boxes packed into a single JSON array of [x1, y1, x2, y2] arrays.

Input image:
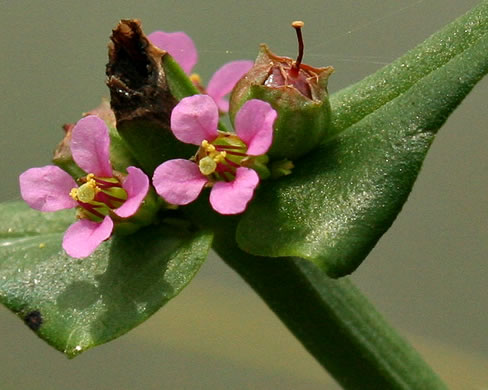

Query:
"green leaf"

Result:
[[0, 202, 213, 357], [236, 2, 488, 277]]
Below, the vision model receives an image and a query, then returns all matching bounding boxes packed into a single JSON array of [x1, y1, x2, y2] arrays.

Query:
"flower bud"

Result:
[[229, 22, 334, 160]]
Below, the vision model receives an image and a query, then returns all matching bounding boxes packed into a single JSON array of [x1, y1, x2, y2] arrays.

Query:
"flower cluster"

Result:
[[19, 29, 278, 258], [153, 94, 276, 214]]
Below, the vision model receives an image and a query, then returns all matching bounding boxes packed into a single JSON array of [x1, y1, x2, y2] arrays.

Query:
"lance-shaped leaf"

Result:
[[236, 2, 488, 277], [0, 202, 213, 357]]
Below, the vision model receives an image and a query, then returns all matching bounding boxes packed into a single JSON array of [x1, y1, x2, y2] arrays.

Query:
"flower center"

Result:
[[196, 134, 248, 182], [70, 175, 98, 203], [69, 173, 127, 221]]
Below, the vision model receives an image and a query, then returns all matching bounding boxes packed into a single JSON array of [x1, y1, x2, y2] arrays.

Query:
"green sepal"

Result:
[[247, 84, 332, 160]]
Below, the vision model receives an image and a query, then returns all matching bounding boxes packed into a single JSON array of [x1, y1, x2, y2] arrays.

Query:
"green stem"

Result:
[[212, 224, 447, 389]]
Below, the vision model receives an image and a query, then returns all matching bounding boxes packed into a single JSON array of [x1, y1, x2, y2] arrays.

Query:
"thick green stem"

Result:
[[212, 223, 446, 389]]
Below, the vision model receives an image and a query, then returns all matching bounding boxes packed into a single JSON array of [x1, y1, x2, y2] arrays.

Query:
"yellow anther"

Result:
[[201, 139, 216, 153], [189, 73, 202, 85], [213, 151, 227, 163], [69, 188, 79, 200]]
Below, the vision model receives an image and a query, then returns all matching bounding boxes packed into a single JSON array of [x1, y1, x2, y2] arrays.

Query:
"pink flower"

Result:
[[148, 30, 253, 112], [19, 115, 149, 258], [152, 95, 277, 215]]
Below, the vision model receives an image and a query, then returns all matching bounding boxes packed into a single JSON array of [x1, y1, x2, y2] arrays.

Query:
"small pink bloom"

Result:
[[153, 95, 277, 215], [19, 115, 149, 258], [147, 31, 198, 74], [148, 30, 252, 112]]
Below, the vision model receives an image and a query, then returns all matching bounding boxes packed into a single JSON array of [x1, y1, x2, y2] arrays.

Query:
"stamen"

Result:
[[69, 188, 79, 200], [189, 73, 202, 85], [213, 151, 227, 163], [290, 20, 305, 78], [214, 144, 242, 150], [224, 150, 248, 157], [224, 158, 240, 168], [202, 140, 216, 153], [76, 201, 106, 220]]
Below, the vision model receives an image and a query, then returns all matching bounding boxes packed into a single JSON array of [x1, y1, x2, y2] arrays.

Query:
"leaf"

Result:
[[236, 2, 488, 277], [0, 201, 213, 357]]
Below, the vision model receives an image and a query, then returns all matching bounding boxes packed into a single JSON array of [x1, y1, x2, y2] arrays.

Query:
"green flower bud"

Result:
[[229, 22, 334, 160]]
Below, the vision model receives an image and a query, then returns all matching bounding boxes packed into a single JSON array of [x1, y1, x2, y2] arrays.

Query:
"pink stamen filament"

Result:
[[216, 164, 235, 174], [77, 201, 106, 220], [222, 171, 234, 181], [215, 144, 243, 151], [95, 179, 123, 188], [223, 158, 240, 168], [95, 192, 125, 209], [224, 150, 248, 157]]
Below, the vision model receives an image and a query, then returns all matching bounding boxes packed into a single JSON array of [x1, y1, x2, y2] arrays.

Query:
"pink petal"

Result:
[[148, 31, 198, 75], [153, 159, 207, 205], [170, 95, 219, 145], [207, 60, 254, 112], [235, 99, 276, 156], [62, 216, 113, 258], [19, 166, 77, 212], [71, 115, 112, 177], [114, 166, 149, 218], [209, 167, 259, 215]]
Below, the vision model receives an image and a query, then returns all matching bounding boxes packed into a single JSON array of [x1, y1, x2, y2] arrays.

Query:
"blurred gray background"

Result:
[[1, 1, 487, 389]]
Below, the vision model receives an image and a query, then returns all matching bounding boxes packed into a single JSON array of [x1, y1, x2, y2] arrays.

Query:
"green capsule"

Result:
[[229, 22, 334, 160]]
